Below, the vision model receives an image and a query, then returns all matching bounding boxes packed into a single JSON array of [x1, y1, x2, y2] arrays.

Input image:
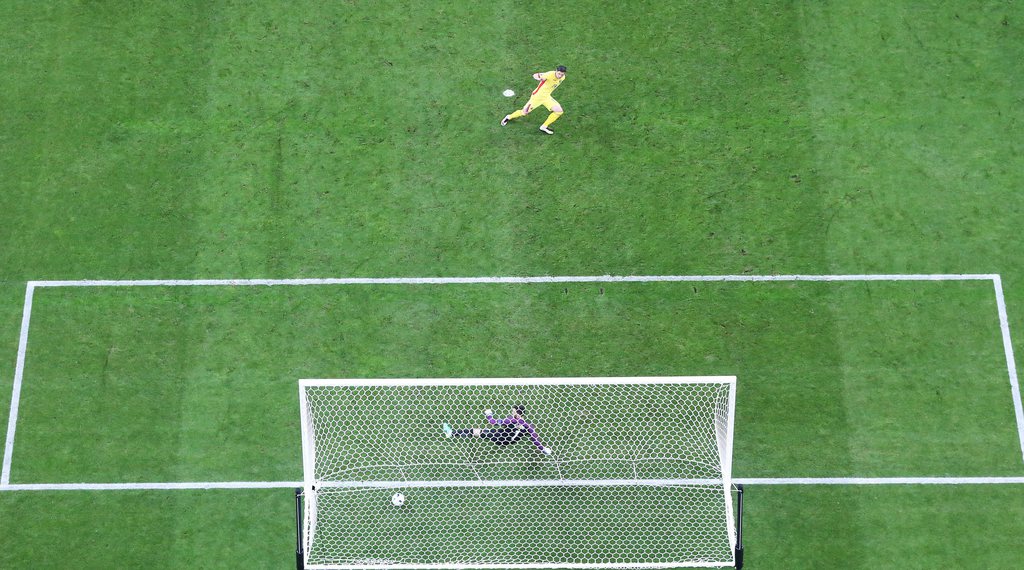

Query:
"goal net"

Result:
[[298, 377, 738, 569]]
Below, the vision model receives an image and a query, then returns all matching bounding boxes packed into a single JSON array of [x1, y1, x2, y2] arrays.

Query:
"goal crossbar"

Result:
[[300, 376, 735, 387]]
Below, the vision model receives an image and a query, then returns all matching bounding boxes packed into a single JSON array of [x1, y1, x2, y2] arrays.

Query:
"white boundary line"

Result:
[[27, 273, 1000, 287], [313, 478, 727, 489], [992, 275, 1024, 460], [1, 481, 303, 491], [740, 476, 1024, 485], [1, 283, 34, 486], [3, 273, 1022, 490], [2, 476, 1023, 492]]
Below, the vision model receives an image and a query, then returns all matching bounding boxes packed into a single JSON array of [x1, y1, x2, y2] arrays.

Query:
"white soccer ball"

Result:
[[391, 492, 406, 507], [502, 89, 515, 97]]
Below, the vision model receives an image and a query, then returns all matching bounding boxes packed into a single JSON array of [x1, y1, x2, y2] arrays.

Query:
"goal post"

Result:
[[298, 377, 739, 569]]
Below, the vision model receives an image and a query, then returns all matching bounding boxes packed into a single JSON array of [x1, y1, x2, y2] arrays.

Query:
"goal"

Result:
[[297, 377, 740, 570]]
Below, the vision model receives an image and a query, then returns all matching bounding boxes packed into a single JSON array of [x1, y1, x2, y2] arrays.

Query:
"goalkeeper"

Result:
[[444, 405, 553, 455]]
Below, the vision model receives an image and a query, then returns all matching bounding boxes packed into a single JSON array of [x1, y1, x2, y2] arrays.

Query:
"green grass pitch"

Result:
[[2, 1, 1023, 568]]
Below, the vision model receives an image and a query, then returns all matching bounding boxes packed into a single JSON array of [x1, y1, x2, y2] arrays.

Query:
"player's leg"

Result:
[[445, 424, 483, 438], [481, 427, 517, 445], [539, 99, 563, 134], [501, 429, 525, 446], [502, 101, 534, 125]]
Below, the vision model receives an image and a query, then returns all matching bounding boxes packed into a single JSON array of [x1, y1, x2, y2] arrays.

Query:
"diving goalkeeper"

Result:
[[444, 405, 553, 455]]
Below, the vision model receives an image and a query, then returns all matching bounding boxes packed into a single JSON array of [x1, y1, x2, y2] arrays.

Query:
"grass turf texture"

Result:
[[1, 0, 1023, 568]]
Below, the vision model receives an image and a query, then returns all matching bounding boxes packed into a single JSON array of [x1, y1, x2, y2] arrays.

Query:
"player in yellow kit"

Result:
[[501, 65, 567, 135]]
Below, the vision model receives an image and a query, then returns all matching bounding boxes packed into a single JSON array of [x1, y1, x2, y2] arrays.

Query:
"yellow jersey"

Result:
[[530, 71, 564, 99]]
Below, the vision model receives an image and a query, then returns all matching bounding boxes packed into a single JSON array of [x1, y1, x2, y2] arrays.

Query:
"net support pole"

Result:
[[734, 484, 744, 569], [295, 487, 305, 570]]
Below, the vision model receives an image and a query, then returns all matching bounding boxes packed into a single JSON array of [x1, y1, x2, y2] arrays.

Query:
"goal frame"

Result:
[[297, 377, 739, 570]]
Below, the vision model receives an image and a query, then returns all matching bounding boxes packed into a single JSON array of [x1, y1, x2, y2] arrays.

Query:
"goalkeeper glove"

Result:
[[484, 408, 493, 416], [542, 447, 553, 455]]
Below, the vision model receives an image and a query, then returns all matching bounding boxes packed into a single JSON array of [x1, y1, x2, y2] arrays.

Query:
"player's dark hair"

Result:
[[514, 404, 526, 417], [556, 65, 567, 73]]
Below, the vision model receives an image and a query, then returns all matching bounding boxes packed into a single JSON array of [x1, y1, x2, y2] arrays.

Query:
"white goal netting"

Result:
[[299, 377, 737, 569]]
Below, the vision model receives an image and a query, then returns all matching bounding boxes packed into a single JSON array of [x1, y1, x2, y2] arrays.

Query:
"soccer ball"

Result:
[[391, 492, 406, 507], [502, 89, 515, 97]]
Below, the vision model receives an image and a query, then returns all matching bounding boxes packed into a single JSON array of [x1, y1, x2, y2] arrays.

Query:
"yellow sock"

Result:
[[541, 112, 562, 128], [508, 110, 525, 120]]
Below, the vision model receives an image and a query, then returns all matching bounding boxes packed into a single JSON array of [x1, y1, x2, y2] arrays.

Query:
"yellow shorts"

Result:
[[525, 95, 560, 113]]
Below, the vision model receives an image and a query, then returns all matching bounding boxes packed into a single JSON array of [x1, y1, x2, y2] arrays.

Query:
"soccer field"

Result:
[[2, 1, 1023, 568]]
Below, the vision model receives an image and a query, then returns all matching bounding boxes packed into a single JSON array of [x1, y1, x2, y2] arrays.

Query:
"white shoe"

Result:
[[539, 126, 554, 135], [443, 423, 453, 438], [501, 115, 511, 126]]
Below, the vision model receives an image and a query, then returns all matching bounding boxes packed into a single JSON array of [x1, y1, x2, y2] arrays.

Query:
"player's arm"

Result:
[[532, 72, 545, 81], [525, 422, 552, 454], [484, 409, 512, 425]]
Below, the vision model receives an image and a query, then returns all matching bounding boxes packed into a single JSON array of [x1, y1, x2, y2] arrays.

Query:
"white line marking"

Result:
[[1, 481, 302, 491], [28, 274, 999, 288], [312, 562, 720, 570], [737, 477, 1024, 485], [993, 275, 1024, 462], [315, 478, 725, 489], [1, 283, 34, 486], [4, 274, 1019, 487], [2, 477, 1023, 492]]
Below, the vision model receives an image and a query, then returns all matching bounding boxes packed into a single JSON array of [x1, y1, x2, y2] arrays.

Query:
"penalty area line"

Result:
[[736, 476, 1024, 485], [5, 273, 1019, 483], [27, 273, 1001, 288], [1, 283, 35, 486], [993, 275, 1024, 463], [1, 481, 303, 491]]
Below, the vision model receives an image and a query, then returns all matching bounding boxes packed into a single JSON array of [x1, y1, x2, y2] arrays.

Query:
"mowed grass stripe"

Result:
[[0, 488, 293, 569], [0, 2, 209, 281], [801, 2, 1024, 277]]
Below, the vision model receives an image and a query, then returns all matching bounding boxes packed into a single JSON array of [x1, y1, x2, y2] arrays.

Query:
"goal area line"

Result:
[[3, 476, 1024, 492], [3, 273, 1022, 487], [316, 478, 729, 489], [304, 562, 728, 570]]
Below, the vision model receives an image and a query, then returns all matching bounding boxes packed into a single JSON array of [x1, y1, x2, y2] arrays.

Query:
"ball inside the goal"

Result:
[[391, 492, 406, 507]]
